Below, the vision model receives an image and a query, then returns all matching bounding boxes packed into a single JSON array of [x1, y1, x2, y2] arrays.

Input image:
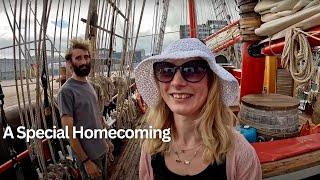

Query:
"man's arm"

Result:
[[61, 115, 101, 178], [61, 115, 88, 161]]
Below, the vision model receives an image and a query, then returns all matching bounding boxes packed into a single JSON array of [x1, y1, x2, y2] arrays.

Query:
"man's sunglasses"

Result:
[[153, 60, 208, 83]]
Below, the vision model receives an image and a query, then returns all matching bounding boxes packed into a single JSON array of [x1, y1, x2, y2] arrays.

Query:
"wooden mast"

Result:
[[86, 0, 98, 77]]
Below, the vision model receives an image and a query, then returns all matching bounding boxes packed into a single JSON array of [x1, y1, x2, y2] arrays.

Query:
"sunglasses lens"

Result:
[[181, 61, 208, 82], [153, 62, 176, 82], [153, 60, 208, 83]]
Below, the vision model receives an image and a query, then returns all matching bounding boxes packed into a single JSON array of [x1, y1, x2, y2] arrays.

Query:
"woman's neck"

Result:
[[173, 113, 202, 147]]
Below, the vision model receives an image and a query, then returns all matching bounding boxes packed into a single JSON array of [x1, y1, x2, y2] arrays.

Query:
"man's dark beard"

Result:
[[72, 63, 91, 77]]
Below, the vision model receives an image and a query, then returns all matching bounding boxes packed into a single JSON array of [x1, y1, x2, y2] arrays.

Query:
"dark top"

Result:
[[57, 78, 107, 160], [151, 153, 227, 180]]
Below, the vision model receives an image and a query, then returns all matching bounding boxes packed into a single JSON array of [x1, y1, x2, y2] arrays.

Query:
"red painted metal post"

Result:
[[240, 42, 266, 98], [0, 139, 49, 174], [188, 0, 197, 38]]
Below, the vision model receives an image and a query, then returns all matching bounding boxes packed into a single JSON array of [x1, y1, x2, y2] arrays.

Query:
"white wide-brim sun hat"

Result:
[[134, 38, 239, 107]]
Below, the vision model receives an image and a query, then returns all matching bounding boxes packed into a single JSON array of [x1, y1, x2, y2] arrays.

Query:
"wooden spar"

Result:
[[106, 0, 127, 21], [80, 18, 124, 39], [188, 0, 197, 38], [213, 35, 241, 53], [204, 20, 240, 42]]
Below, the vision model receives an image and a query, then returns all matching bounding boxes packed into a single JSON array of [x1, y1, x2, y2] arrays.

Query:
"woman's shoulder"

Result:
[[228, 129, 260, 164], [139, 141, 154, 180], [226, 130, 262, 180], [232, 129, 255, 151]]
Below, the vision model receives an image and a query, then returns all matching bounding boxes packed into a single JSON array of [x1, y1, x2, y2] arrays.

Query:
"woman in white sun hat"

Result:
[[136, 38, 261, 180]]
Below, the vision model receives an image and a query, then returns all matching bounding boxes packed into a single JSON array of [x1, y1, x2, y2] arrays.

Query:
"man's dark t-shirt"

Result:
[[57, 78, 107, 160]]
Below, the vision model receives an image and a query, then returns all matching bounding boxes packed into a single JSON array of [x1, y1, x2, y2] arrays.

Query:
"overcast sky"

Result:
[[0, 0, 239, 58]]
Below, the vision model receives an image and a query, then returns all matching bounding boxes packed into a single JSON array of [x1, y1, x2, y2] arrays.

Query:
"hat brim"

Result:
[[134, 50, 239, 107]]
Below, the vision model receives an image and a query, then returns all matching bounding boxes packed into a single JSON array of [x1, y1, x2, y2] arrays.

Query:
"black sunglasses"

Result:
[[153, 60, 208, 83]]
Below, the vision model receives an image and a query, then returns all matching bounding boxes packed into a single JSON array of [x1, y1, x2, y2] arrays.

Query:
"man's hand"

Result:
[[84, 160, 101, 178]]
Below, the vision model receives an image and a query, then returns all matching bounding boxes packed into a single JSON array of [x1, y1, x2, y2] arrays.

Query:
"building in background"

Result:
[[97, 48, 145, 63], [180, 20, 227, 40]]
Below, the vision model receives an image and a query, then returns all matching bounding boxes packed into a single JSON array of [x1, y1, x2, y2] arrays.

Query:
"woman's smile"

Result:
[[170, 93, 193, 99]]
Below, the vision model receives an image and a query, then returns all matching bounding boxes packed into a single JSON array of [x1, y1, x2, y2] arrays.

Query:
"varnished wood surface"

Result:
[[241, 94, 300, 111], [262, 149, 320, 178]]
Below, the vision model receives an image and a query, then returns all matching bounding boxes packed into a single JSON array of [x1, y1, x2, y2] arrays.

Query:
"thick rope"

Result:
[[281, 28, 317, 86]]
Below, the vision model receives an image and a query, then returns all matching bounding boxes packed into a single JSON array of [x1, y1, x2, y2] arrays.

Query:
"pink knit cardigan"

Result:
[[139, 131, 262, 180]]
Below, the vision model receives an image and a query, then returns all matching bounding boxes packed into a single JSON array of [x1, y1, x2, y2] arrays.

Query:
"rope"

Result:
[[312, 93, 320, 124], [41, 0, 58, 166], [29, 0, 67, 157], [115, 77, 126, 129], [106, 0, 119, 77], [316, 66, 320, 89], [24, 0, 34, 134], [103, 0, 112, 52], [34, 0, 49, 176], [17, 0, 31, 137], [66, 0, 73, 48], [97, 0, 106, 54], [8, 0, 28, 149], [75, 0, 82, 38], [58, 0, 66, 87], [151, 0, 160, 55], [52, 0, 60, 52], [70, 0, 77, 39], [281, 28, 317, 86], [132, 0, 146, 58], [97, 0, 107, 75]]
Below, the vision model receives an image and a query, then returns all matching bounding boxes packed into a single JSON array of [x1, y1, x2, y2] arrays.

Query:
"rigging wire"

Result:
[[18, 0, 30, 136], [58, 0, 65, 87], [97, 0, 106, 67], [66, 0, 73, 48], [70, 0, 77, 39], [24, 0, 35, 135], [50, 0, 67, 157], [75, 0, 82, 38]]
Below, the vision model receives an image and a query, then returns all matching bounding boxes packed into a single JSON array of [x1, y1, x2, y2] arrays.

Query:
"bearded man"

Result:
[[57, 39, 108, 180]]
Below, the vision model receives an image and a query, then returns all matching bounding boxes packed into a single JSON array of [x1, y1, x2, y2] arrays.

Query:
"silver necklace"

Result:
[[173, 144, 202, 165]]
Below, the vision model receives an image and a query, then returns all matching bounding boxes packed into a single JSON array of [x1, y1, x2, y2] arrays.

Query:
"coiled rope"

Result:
[[281, 28, 317, 85]]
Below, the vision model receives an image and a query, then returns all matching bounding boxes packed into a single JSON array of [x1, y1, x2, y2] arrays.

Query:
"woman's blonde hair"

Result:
[[143, 70, 236, 164]]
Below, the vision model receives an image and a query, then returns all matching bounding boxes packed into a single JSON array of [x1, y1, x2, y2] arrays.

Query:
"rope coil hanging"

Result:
[[281, 28, 317, 85]]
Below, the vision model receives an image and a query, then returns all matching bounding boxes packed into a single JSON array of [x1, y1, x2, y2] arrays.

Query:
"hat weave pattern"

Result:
[[134, 38, 239, 107]]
